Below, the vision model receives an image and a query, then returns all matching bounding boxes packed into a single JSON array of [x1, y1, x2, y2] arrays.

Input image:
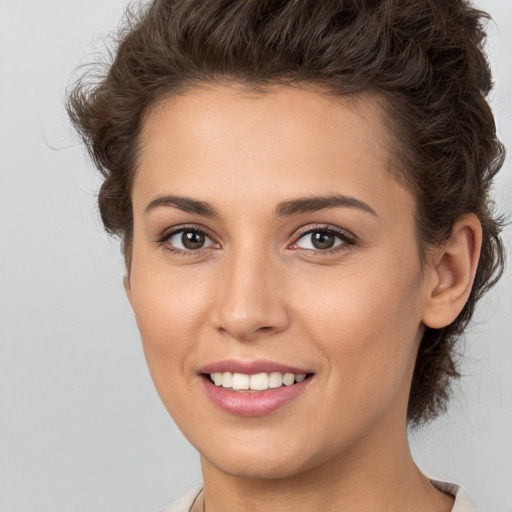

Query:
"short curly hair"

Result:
[[67, 0, 506, 426]]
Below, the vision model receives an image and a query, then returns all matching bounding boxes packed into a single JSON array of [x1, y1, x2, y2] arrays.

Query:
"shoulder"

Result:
[[429, 479, 479, 512], [158, 485, 203, 512]]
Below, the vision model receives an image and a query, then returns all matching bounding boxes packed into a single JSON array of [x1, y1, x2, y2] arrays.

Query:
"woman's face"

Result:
[[126, 84, 433, 479]]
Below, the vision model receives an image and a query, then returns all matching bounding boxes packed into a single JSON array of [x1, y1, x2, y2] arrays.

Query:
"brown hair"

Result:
[[67, 0, 506, 426]]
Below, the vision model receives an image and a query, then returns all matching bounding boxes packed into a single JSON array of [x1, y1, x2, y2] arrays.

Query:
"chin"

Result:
[[199, 437, 324, 481], [208, 455, 309, 480]]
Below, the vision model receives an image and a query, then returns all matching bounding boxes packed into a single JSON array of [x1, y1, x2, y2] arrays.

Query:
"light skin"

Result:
[[124, 84, 482, 512]]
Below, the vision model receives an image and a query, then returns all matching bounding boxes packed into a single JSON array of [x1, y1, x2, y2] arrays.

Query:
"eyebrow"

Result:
[[145, 195, 219, 217], [144, 193, 377, 218], [275, 194, 377, 218]]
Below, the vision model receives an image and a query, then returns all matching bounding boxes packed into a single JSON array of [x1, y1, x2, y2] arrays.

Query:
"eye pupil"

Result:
[[182, 231, 205, 250], [312, 231, 335, 249]]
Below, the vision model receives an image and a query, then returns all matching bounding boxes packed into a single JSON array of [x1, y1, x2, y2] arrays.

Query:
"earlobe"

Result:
[[123, 274, 133, 308], [422, 214, 482, 329]]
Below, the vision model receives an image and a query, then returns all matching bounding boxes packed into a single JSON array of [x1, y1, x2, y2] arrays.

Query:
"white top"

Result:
[[159, 480, 478, 512]]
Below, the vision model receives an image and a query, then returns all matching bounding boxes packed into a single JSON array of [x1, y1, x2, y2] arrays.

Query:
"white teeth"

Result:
[[209, 371, 308, 391], [249, 373, 269, 391], [268, 372, 284, 388], [283, 373, 295, 386], [232, 373, 250, 390], [221, 372, 233, 388]]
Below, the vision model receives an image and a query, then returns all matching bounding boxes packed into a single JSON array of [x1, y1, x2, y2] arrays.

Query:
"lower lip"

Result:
[[200, 375, 313, 417]]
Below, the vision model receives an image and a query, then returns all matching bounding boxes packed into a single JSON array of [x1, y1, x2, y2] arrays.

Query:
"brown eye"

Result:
[[181, 231, 205, 250], [311, 231, 336, 249], [293, 227, 353, 252], [166, 228, 217, 252]]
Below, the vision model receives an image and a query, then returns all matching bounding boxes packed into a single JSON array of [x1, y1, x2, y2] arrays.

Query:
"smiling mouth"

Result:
[[205, 371, 314, 392]]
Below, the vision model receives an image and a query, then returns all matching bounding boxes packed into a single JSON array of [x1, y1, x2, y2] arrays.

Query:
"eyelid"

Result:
[[289, 224, 356, 252], [157, 224, 220, 254]]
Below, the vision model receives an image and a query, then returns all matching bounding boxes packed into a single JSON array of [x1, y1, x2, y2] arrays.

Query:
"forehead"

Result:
[[140, 83, 389, 165], [134, 84, 414, 223]]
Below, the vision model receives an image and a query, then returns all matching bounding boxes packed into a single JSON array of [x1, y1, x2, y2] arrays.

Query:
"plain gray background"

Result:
[[0, 1, 511, 511]]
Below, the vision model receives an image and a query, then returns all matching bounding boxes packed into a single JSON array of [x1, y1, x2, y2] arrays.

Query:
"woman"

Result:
[[67, 0, 506, 510]]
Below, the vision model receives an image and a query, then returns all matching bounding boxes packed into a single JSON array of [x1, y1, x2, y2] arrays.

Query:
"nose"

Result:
[[212, 248, 290, 342]]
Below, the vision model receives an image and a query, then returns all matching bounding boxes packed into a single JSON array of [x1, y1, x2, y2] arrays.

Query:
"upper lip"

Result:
[[199, 359, 312, 375]]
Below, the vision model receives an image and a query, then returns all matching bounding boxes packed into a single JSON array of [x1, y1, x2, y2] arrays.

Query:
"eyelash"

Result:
[[291, 225, 356, 254], [157, 225, 216, 257], [157, 224, 356, 256]]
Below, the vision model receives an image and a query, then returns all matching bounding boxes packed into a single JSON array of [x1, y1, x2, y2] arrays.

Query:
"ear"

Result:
[[123, 274, 133, 308], [422, 213, 482, 329]]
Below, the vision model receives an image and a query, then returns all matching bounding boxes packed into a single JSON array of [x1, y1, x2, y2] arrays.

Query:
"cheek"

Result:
[[128, 264, 210, 397], [299, 251, 425, 400]]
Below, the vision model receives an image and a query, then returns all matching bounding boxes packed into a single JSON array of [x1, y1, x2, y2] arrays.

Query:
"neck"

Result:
[[198, 415, 453, 512]]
